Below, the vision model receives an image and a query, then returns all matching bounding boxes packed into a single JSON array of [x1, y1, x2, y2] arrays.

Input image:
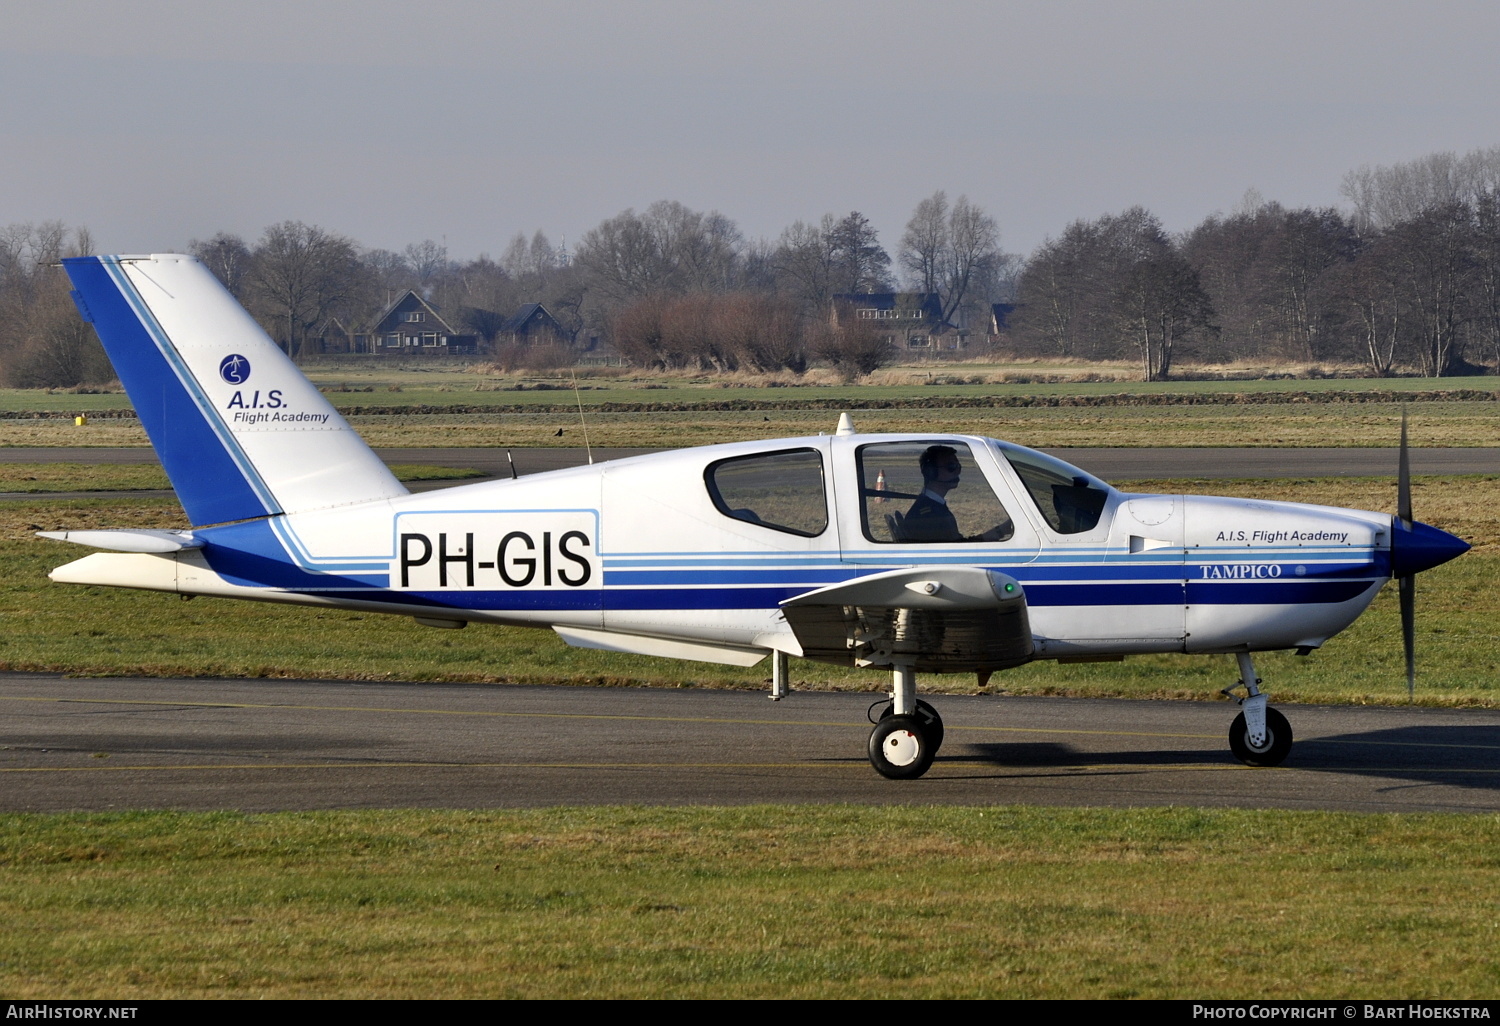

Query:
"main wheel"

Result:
[[1229, 707, 1293, 767], [868, 715, 936, 780], [873, 699, 945, 753]]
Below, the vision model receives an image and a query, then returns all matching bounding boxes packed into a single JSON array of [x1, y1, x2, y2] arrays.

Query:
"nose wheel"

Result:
[[1229, 707, 1292, 766]]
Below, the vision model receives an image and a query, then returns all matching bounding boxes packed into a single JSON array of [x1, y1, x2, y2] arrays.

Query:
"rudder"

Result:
[[65, 254, 406, 526]]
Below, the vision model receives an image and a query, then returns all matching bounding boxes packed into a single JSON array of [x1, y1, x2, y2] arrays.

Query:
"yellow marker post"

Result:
[[74, 414, 88, 426]]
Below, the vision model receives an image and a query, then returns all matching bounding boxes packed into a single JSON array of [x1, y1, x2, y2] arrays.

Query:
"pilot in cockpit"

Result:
[[903, 444, 1011, 543]]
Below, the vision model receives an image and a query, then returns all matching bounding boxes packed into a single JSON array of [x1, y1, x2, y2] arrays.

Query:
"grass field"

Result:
[[0, 463, 482, 493], [3, 474, 1492, 706], [6, 366, 1500, 414], [3, 471, 1495, 999], [3, 806, 1497, 998], [7, 400, 1500, 450]]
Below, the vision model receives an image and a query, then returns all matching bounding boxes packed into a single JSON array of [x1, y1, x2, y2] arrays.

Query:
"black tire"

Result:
[[1229, 707, 1293, 767], [868, 715, 936, 780], [874, 699, 945, 753]]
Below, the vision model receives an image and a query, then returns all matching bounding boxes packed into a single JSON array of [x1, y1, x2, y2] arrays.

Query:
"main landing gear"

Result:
[[867, 663, 944, 780], [1222, 652, 1293, 767]]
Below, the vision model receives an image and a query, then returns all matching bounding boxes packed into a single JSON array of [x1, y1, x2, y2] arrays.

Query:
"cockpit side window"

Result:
[[857, 441, 1014, 544], [705, 448, 828, 537], [999, 445, 1110, 534]]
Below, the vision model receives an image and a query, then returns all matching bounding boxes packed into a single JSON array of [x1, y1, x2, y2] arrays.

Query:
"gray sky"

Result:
[[4, 0, 1499, 261]]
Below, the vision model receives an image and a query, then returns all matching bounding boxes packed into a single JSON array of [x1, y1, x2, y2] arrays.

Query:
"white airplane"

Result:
[[45, 254, 1470, 779]]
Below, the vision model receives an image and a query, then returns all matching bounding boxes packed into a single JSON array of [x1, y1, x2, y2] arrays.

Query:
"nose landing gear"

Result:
[[1223, 652, 1293, 767], [867, 662, 945, 779]]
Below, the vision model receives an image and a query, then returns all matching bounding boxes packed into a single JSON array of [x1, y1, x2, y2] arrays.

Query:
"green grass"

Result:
[[9, 400, 1500, 450], [5, 473, 1496, 999], [0, 464, 483, 493], [2, 806, 1497, 998], [311, 374, 1500, 411], [4, 475, 1494, 706], [5, 372, 1500, 415]]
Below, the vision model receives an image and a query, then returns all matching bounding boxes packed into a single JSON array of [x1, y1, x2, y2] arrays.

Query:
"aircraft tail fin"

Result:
[[63, 254, 407, 526]]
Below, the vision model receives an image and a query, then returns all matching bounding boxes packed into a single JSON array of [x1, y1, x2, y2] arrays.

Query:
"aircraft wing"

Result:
[[779, 566, 1034, 673]]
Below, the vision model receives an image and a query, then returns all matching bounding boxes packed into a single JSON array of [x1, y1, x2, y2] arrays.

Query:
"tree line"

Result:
[[0, 194, 1012, 385], [5, 144, 1500, 386], [1011, 145, 1500, 379]]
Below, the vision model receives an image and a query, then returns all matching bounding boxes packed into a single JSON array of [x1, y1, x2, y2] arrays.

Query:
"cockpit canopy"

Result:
[[699, 435, 1115, 545]]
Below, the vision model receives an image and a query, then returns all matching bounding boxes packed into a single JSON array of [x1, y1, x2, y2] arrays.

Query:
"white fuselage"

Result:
[[54, 433, 1393, 668]]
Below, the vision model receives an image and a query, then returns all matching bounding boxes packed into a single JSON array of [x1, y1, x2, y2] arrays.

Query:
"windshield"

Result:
[[991, 442, 1112, 534]]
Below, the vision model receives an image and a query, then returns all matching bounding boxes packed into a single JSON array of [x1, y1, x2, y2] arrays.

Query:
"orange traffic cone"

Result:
[[874, 469, 886, 502]]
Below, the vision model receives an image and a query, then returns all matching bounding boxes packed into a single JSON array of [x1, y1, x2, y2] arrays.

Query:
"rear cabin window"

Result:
[[705, 449, 828, 537], [999, 445, 1110, 534]]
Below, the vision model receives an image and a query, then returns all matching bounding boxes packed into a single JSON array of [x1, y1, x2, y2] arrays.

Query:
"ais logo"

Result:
[[219, 354, 251, 385]]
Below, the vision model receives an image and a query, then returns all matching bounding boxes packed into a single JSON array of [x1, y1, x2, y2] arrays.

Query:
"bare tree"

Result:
[[247, 222, 371, 359], [1118, 249, 1216, 381], [575, 202, 743, 304], [609, 294, 673, 369], [0, 222, 112, 387], [772, 218, 839, 312], [811, 308, 893, 379], [1013, 207, 1214, 377], [403, 239, 451, 286], [1011, 214, 1137, 360], [1330, 234, 1407, 376], [1389, 202, 1476, 376], [826, 211, 892, 294], [1342, 145, 1500, 231], [649, 201, 742, 293], [899, 191, 948, 294], [607, 291, 807, 373], [502, 230, 559, 278], [190, 232, 253, 299], [939, 195, 1001, 326]]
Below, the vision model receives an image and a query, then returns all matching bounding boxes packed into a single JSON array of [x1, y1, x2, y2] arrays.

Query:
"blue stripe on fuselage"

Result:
[[188, 519, 1385, 613], [198, 519, 384, 589], [299, 578, 1379, 614]]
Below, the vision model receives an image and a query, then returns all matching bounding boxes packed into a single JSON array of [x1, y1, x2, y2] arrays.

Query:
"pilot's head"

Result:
[[919, 445, 962, 486]]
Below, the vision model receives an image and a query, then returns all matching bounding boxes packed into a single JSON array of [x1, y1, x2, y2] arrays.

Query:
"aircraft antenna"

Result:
[[506, 449, 518, 480], [571, 367, 593, 465]]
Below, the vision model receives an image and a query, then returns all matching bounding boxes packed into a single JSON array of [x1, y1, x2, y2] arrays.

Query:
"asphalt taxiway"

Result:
[[4, 446, 1495, 813], [3, 674, 1496, 814]]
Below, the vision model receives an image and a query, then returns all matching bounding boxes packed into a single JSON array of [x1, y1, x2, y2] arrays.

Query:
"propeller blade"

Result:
[[1398, 409, 1415, 700], [1398, 408, 1413, 529], [1400, 572, 1416, 700]]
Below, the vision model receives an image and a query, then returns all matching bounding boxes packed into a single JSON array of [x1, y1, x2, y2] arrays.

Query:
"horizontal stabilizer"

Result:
[[37, 529, 202, 553], [49, 551, 179, 592]]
